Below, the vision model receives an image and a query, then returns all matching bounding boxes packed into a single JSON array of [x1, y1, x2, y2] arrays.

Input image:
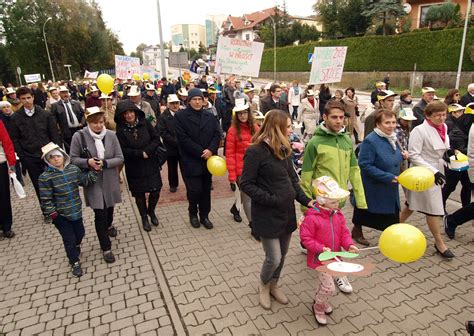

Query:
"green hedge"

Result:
[[260, 28, 474, 72]]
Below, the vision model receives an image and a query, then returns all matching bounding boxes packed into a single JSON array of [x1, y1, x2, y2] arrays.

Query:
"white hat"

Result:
[[378, 90, 398, 101], [264, 82, 272, 90], [48, 86, 58, 92], [145, 83, 155, 91], [253, 111, 265, 120], [313, 176, 350, 201], [448, 103, 465, 113], [399, 107, 417, 121], [41, 142, 62, 159], [448, 153, 469, 171], [84, 106, 104, 120], [58, 85, 69, 92], [99, 93, 112, 100], [178, 88, 188, 97], [127, 85, 141, 97], [306, 89, 315, 96], [167, 94, 180, 103], [233, 98, 249, 113], [421, 87, 436, 94], [6, 87, 15, 95], [90, 86, 99, 93]]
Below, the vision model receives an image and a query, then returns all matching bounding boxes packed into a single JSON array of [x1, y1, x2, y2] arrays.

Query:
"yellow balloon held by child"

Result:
[[133, 73, 140, 81], [207, 156, 227, 176], [96, 74, 114, 95], [379, 223, 426, 263], [398, 166, 435, 192]]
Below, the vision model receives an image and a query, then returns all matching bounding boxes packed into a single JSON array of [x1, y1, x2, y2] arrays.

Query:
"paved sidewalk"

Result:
[[0, 171, 472, 335]]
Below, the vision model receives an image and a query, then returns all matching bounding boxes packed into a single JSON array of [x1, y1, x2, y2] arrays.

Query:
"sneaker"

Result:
[[107, 226, 117, 237], [103, 251, 116, 263], [335, 276, 353, 293], [3, 230, 15, 238], [71, 262, 83, 277], [443, 215, 455, 239]]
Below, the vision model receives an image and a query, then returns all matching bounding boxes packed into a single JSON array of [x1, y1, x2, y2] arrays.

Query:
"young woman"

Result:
[[225, 99, 259, 229], [444, 89, 461, 106], [288, 80, 302, 121], [240, 109, 315, 310], [401, 101, 455, 259]]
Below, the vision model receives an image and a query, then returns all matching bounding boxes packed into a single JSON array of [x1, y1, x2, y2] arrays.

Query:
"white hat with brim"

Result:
[[313, 176, 350, 201], [253, 111, 265, 120], [145, 84, 155, 91], [99, 93, 112, 99], [167, 94, 180, 103], [90, 86, 99, 92], [48, 86, 58, 92], [6, 88, 15, 95], [377, 90, 398, 101], [421, 87, 436, 94], [399, 108, 417, 121], [85, 106, 104, 120], [448, 103, 465, 113], [264, 82, 273, 90], [233, 98, 249, 113], [178, 88, 188, 97], [41, 142, 62, 160], [127, 85, 141, 97], [58, 86, 69, 92], [306, 89, 315, 96]]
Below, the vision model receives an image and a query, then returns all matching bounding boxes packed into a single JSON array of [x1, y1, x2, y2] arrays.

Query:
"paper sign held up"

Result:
[[215, 37, 264, 78], [309, 47, 347, 84]]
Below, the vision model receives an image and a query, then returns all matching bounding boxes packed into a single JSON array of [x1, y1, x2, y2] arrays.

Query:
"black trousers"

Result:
[[184, 172, 212, 218], [447, 202, 474, 227], [0, 163, 12, 233], [442, 168, 472, 208], [166, 155, 181, 188], [21, 156, 46, 202], [54, 216, 85, 264], [291, 106, 298, 120], [93, 207, 114, 251]]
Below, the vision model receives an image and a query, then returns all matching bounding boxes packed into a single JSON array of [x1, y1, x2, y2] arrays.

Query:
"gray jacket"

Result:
[[70, 128, 124, 209]]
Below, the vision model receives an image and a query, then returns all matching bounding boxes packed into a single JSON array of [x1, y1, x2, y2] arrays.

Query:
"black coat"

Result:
[[115, 103, 163, 194], [157, 108, 179, 156], [240, 143, 311, 239], [175, 106, 222, 177], [9, 105, 61, 159], [50, 100, 84, 141], [411, 99, 428, 129], [143, 94, 160, 117], [460, 92, 474, 107], [260, 95, 289, 115]]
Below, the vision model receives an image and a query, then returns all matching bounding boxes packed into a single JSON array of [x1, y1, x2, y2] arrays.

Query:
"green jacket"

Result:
[[300, 124, 367, 210]]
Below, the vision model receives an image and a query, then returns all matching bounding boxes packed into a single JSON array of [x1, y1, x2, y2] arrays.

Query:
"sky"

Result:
[[96, 0, 317, 54]]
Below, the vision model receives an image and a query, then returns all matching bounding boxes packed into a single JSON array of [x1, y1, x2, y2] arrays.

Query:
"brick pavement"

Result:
[[1, 168, 473, 335]]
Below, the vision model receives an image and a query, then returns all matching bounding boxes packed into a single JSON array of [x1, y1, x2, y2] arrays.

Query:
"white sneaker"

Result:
[[335, 276, 353, 293]]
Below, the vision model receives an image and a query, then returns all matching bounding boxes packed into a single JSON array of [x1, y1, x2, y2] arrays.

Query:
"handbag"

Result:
[[154, 143, 167, 168], [78, 130, 92, 159], [10, 172, 26, 198]]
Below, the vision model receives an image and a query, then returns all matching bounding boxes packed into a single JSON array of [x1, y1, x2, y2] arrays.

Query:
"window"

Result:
[[245, 33, 250, 41], [419, 3, 443, 28]]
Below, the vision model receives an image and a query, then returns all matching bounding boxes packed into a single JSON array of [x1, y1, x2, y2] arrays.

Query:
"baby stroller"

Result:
[[289, 132, 305, 175]]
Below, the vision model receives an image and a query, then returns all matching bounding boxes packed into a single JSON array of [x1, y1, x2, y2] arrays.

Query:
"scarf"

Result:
[[374, 127, 397, 150], [293, 86, 299, 96], [87, 126, 107, 159], [426, 119, 446, 143]]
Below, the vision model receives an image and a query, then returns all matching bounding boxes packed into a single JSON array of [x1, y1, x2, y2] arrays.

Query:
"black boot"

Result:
[[230, 204, 242, 222], [147, 191, 160, 226], [135, 196, 151, 232]]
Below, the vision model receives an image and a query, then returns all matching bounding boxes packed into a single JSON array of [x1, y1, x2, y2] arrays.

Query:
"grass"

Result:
[[388, 86, 466, 99]]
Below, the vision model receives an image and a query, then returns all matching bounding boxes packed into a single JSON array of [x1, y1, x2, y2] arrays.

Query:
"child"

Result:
[[38, 142, 97, 277], [299, 176, 359, 325]]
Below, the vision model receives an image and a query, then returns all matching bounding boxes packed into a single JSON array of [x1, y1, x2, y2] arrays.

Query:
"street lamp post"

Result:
[[156, 0, 167, 80], [455, 0, 472, 89], [64, 64, 72, 81], [260, 11, 276, 82], [43, 17, 55, 82]]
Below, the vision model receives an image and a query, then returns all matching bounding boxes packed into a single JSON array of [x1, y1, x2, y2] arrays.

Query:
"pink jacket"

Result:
[[299, 204, 354, 269]]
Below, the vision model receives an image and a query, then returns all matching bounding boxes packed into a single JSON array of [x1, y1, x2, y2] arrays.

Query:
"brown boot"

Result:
[[259, 281, 271, 310], [270, 279, 288, 305], [351, 225, 370, 246]]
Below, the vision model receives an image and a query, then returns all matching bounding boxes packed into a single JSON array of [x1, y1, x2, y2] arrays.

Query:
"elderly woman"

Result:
[[0, 120, 16, 238], [115, 100, 163, 232], [297, 89, 319, 142], [352, 110, 407, 239], [70, 106, 124, 263], [401, 101, 455, 259], [342, 87, 361, 143]]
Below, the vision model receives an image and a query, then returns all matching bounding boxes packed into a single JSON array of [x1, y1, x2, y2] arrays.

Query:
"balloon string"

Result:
[[358, 246, 379, 251]]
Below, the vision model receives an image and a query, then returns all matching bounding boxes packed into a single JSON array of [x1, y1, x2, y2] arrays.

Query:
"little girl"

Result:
[[299, 176, 359, 325]]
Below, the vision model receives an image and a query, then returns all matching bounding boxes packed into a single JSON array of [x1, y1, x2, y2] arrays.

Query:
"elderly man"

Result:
[[143, 83, 160, 117], [45, 86, 61, 111], [51, 86, 84, 150], [175, 89, 222, 229], [460, 83, 474, 107], [260, 83, 289, 115], [120, 85, 155, 125], [411, 87, 436, 129]]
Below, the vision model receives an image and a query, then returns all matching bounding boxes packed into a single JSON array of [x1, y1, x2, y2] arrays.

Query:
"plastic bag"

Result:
[[10, 172, 26, 199]]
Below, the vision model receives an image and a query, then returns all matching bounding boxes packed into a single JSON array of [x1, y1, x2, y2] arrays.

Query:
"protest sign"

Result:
[[309, 47, 347, 84], [84, 70, 99, 79], [24, 74, 41, 83], [115, 55, 140, 79], [140, 65, 155, 80], [215, 37, 264, 77]]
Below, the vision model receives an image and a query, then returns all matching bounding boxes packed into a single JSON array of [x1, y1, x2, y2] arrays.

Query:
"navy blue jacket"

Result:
[[358, 131, 403, 214], [175, 106, 222, 177]]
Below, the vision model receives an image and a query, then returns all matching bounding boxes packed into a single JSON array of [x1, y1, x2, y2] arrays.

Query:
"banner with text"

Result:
[[215, 37, 264, 77], [115, 55, 141, 79], [140, 65, 156, 80], [24, 74, 41, 83], [309, 47, 347, 84], [84, 70, 99, 79]]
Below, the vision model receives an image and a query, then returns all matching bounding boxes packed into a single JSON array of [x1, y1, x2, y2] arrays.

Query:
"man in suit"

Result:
[[260, 84, 289, 115], [175, 89, 222, 229], [51, 86, 84, 151]]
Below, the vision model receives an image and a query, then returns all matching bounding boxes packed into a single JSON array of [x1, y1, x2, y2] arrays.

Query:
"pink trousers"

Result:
[[314, 272, 335, 312]]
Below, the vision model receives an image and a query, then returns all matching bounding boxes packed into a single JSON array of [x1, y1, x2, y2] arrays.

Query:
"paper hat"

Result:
[[145, 83, 155, 91], [58, 86, 69, 92], [84, 106, 104, 119], [48, 86, 58, 92], [127, 85, 141, 97], [208, 88, 221, 94], [233, 98, 249, 113], [243, 87, 254, 93], [167, 94, 180, 103], [41, 142, 62, 159], [448, 103, 465, 113], [464, 103, 474, 115], [399, 107, 417, 121], [377, 90, 398, 101], [99, 93, 112, 99], [89, 86, 99, 92], [177, 88, 188, 97], [448, 153, 469, 171], [313, 176, 350, 200], [421, 87, 436, 94], [253, 111, 265, 120], [306, 89, 315, 96], [6, 87, 15, 95]]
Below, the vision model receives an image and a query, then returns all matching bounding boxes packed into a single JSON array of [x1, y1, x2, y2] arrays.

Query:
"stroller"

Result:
[[289, 132, 305, 175]]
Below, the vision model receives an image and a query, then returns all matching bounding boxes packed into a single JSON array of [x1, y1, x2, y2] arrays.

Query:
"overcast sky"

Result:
[[96, 0, 316, 54]]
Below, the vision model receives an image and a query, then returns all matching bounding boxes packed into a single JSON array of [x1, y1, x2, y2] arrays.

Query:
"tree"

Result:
[[337, 0, 371, 36], [130, 43, 147, 62], [362, 0, 406, 36], [198, 42, 207, 54], [424, 3, 462, 29], [314, 0, 340, 39]]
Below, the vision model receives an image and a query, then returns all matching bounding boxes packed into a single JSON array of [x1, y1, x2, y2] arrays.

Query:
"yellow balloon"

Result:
[[96, 74, 114, 95], [143, 73, 150, 80], [379, 223, 426, 263], [398, 166, 435, 192], [206, 156, 227, 176], [133, 73, 140, 81]]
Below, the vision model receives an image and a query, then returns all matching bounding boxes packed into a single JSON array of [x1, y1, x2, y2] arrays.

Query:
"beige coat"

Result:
[[468, 124, 474, 183], [342, 95, 360, 135], [297, 98, 319, 141], [407, 121, 449, 216]]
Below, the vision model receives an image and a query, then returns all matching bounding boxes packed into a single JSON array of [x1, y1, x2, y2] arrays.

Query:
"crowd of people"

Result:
[[0, 74, 473, 325]]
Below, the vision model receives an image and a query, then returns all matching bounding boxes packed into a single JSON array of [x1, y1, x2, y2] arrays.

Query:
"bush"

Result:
[[260, 28, 474, 72]]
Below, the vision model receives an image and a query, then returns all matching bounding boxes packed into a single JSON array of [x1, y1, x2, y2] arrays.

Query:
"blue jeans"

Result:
[[54, 216, 85, 264], [260, 233, 292, 284]]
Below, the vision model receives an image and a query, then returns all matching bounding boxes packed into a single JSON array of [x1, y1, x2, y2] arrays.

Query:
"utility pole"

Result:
[[156, 0, 167, 79], [455, 0, 472, 89]]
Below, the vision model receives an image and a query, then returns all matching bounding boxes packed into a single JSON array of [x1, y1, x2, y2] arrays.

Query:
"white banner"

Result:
[[215, 37, 264, 77], [140, 65, 156, 80], [84, 70, 99, 79], [115, 55, 141, 79], [309, 47, 347, 84], [24, 74, 41, 83]]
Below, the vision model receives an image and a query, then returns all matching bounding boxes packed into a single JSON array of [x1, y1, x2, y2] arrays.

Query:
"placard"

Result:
[[140, 65, 156, 80], [24, 74, 41, 83], [115, 55, 141, 79], [84, 70, 99, 79], [215, 37, 264, 77], [309, 47, 347, 84]]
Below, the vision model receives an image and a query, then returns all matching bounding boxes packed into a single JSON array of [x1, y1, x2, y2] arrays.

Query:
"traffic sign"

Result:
[[308, 53, 314, 64]]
